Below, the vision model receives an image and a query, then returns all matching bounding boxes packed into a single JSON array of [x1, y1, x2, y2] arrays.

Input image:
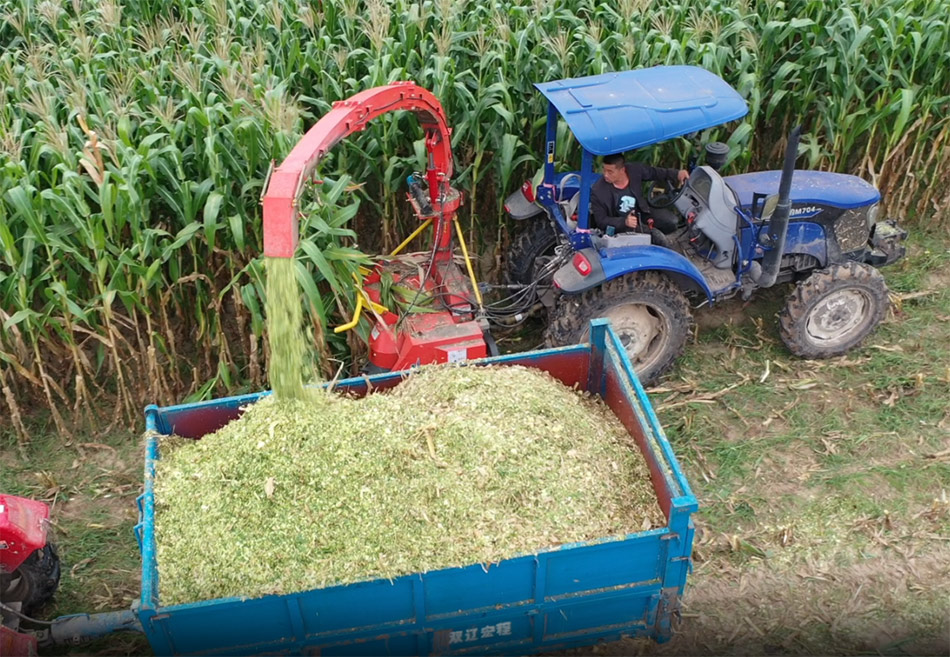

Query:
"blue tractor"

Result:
[[503, 66, 907, 385]]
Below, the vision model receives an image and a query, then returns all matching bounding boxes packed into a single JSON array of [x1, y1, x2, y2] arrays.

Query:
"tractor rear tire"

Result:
[[546, 272, 692, 386], [506, 216, 560, 286], [779, 261, 889, 359]]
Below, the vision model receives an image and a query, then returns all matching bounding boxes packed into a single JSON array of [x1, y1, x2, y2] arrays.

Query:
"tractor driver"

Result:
[[590, 153, 688, 235]]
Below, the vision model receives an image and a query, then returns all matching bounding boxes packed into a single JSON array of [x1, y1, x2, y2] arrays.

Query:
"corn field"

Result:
[[1, 0, 949, 435]]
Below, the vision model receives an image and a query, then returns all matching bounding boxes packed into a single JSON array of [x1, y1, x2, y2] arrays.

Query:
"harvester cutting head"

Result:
[[260, 82, 489, 374]]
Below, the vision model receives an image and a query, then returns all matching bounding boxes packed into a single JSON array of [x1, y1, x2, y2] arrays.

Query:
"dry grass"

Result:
[[630, 236, 950, 655]]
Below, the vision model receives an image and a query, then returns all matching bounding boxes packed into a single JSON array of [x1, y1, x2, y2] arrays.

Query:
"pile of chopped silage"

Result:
[[153, 364, 664, 605]]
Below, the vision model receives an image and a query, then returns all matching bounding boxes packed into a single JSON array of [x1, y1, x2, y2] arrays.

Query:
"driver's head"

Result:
[[601, 153, 626, 185]]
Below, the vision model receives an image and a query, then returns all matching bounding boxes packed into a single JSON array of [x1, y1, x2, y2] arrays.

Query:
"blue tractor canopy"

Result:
[[535, 66, 749, 238]]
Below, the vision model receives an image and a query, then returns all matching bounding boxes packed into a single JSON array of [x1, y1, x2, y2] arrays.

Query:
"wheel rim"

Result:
[[583, 303, 670, 371], [804, 288, 873, 347]]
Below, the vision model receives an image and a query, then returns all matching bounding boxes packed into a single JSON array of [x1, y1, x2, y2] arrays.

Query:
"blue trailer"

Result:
[[35, 320, 698, 655]]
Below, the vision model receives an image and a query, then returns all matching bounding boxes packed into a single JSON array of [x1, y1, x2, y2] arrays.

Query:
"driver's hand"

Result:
[[677, 169, 689, 185], [625, 212, 638, 229]]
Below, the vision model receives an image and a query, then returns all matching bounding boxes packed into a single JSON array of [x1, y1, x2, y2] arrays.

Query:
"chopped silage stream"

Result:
[[264, 257, 308, 400], [154, 365, 664, 605]]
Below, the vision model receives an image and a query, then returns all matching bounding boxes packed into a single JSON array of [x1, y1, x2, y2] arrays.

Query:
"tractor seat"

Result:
[[557, 173, 582, 231], [559, 193, 580, 231]]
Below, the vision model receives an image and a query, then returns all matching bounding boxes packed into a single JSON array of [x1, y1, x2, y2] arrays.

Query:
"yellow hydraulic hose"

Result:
[[453, 220, 483, 308]]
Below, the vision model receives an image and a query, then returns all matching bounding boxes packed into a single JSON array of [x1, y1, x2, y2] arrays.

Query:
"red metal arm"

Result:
[[262, 82, 455, 258]]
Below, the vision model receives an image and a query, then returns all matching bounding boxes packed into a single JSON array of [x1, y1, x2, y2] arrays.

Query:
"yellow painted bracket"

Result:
[[390, 217, 433, 257], [333, 293, 364, 334], [365, 297, 388, 314], [453, 220, 483, 308]]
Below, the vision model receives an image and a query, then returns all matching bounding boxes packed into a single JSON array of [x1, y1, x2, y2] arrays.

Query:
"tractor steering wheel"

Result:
[[647, 179, 689, 209]]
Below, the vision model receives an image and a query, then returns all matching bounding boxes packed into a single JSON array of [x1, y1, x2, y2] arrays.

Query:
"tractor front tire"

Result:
[[506, 216, 560, 286], [546, 272, 692, 386], [779, 261, 889, 359]]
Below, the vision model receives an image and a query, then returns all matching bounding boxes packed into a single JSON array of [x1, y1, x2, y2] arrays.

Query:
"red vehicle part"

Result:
[[368, 314, 488, 370], [0, 495, 49, 574], [262, 81, 457, 259], [260, 82, 486, 371], [0, 626, 38, 657], [358, 260, 486, 371]]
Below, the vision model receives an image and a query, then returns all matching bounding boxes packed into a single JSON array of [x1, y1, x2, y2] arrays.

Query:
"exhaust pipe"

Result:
[[757, 126, 802, 288]]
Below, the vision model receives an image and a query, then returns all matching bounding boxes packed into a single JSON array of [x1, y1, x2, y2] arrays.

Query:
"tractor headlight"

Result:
[[867, 203, 880, 229]]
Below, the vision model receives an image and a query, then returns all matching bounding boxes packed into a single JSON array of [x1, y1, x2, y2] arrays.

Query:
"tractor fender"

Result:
[[553, 245, 714, 301], [503, 187, 545, 220]]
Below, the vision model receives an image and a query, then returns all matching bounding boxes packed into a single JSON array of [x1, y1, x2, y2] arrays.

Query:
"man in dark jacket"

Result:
[[590, 153, 688, 234]]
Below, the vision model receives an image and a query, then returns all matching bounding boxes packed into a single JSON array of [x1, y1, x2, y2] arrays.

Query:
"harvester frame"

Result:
[[261, 81, 492, 374]]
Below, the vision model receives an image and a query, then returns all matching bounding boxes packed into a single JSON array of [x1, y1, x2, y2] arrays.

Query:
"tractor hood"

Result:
[[724, 170, 880, 211], [535, 66, 748, 155]]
